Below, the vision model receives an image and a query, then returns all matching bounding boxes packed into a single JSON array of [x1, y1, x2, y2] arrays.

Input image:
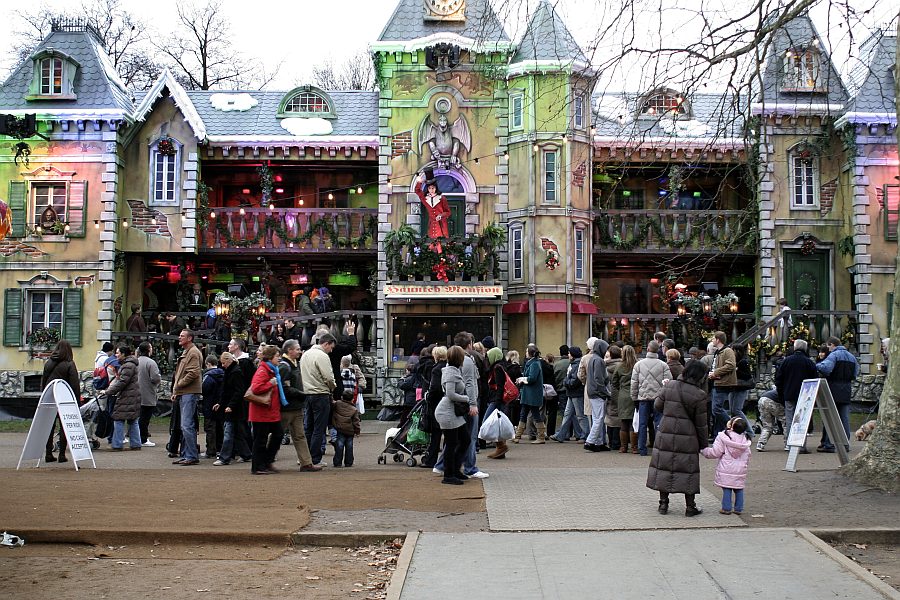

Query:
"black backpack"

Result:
[[93, 405, 113, 439]]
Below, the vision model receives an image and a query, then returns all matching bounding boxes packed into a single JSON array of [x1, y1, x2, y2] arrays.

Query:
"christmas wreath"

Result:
[[545, 250, 560, 270], [800, 238, 817, 255], [157, 136, 177, 156]]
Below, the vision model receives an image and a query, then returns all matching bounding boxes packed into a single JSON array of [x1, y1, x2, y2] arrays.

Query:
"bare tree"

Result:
[[152, 0, 278, 90], [311, 51, 376, 91], [8, 0, 160, 90]]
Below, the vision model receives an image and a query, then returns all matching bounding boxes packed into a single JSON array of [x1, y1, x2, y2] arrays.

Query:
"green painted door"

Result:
[[419, 199, 465, 238], [784, 249, 830, 311]]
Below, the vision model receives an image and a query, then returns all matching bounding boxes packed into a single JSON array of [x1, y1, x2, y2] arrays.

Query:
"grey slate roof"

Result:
[[845, 32, 896, 115], [378, 0, 508, 43], [757, 12, 847, 108], [0, 29, 133, 114], [184, 90, 379, 137], [511, 0, 588, 65], [592, 91, 746, 143]]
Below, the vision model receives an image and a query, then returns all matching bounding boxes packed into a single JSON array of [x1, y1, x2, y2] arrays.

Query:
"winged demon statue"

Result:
[[418, 112, 471, 169]]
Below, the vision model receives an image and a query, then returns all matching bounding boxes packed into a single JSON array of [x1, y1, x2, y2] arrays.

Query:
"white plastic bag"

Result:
[[479, 409, 515, 442], [632, 410, 640, 433], [357, 392, 365, 415]]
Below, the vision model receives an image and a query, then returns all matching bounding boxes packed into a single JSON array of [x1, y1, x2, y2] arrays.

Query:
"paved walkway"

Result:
[[484, 467, 741, 531], [400, 529, 892, 600]]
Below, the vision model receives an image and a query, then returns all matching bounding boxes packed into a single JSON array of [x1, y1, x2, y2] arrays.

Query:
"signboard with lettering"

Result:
[[783, 378, 850, 472], [384, 284, 503, 298], [18, 379, 96, 470]]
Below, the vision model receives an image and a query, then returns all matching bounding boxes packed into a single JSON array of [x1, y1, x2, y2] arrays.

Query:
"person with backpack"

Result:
[[201, 355, 225, 459]]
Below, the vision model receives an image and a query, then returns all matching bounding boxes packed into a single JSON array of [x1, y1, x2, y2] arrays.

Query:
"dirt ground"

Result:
[[829, 542, 900, 592], [0, 422, 897, 598]]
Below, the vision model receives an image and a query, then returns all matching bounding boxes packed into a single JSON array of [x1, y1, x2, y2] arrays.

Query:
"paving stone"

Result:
[[483, 467, 742, 531]]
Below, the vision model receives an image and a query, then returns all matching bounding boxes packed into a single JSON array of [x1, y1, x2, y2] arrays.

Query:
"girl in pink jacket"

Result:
[[701, 417, 751, 514]]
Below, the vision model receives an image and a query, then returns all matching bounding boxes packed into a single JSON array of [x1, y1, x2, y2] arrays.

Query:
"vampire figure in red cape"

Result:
[[415, 170, 451, 253]]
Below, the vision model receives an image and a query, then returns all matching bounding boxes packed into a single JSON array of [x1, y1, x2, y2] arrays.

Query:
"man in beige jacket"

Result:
[[708, 331, 736, 437], [172, 329, 203, 465], [300, 332, 336, 466]]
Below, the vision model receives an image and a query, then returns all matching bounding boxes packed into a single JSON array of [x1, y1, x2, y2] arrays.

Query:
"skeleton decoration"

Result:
[[418, 99, 471, 169]]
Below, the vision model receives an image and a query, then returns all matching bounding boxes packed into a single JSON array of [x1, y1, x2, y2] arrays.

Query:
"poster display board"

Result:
[[17, 379, 96, 470], [784, 378, 850, 472]]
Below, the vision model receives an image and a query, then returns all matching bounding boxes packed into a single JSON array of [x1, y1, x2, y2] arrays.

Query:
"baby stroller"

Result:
[[377, 399, 429, 467], [79, 397, 104, 450]]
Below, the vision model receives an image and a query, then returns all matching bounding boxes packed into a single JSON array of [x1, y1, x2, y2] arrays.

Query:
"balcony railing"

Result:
[[201, 207, 378, 251], [593, 209, 756, 254], [594, 313, 757, 351], [384, 233, 502, 283]]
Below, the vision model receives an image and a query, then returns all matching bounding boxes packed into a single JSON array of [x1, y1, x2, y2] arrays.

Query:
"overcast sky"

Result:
[[0, 0, 895, 91]]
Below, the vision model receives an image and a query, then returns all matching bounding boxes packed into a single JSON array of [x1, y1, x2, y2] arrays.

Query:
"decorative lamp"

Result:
[[676, 303, 686, 317], [701, 295, 712, 314], [729, 298, 739, 314]]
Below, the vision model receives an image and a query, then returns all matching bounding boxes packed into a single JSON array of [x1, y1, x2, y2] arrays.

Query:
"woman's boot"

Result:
[[487, 440, 508, 459], [511, 423, 526, 444], [619, 430, 630, 453], [57, 440, 68, 463], [630, 432, 639, 454], [658, 491, 669, 515], [532, 422, 547, 444], [608, 426, 621, 451]]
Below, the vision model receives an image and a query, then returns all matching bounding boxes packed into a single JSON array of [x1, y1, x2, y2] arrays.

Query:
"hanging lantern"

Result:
[[729, 298, 739, 313], [0, 198, 12, 241], [701, 295, 712, 314], [676, 303, 686, 317]]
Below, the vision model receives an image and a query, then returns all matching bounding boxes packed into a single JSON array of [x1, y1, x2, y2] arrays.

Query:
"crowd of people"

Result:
[[39, 320, 862, 513]]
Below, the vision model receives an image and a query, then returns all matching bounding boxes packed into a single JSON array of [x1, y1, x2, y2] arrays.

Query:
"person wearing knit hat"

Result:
[[551, 346, 589, 442], [482, 336, 496, 350], [585, 337, 598, 353]]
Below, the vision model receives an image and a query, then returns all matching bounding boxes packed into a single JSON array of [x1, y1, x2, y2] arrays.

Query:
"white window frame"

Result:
[[26, 289, 64, 339], [32, 182, 68, 226], [573, 94, 584, 129], [40, 57, 63, 95], [784, 48, 821, 91], [574, 226, 585, 281], [149, 139, 181, 206], [543, 149, 559, 204], [510, 93, 524, 131], [789, 152, 819, 209], [511, 226, 523, 281], [285, 92, 330, 114]]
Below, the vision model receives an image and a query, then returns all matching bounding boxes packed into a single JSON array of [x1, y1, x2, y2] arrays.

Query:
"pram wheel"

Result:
[[378, 455, 386, 465], [406, 457, 417, 467], [90, 439, 100, 450], [393, 453, 404, 463]]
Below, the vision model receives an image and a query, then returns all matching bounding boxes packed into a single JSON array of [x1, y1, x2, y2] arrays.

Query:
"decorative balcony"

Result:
[[593, 209, 757, 254], [594, 313, 758, 351], [200, 207, 378, 252], [383, 224, 504, 284]]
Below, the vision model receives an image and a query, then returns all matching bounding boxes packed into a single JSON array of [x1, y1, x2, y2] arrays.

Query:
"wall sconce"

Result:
[[122, 218, 129, 228], [701, 295, 712, 314], [676, 303, 686, 317], [729, 299, 739, 314], [94, 220, 100, 229]]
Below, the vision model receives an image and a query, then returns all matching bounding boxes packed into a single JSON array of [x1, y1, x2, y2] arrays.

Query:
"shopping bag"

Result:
[[407, 413, 428, 445], [632, 410, 640, 432], [479, 410, 515, 442], [357, 392, 365, 415]]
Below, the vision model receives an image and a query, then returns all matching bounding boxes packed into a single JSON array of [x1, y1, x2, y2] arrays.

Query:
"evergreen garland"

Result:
[[214, 214, 377, 249], [595, 213, 757, 252]]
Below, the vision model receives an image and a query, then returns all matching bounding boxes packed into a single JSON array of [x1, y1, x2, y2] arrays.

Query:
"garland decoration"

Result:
[[384, 226, 503, 280], [157, 135, 177, 156], [257, 165, 273, 207], [432, 258, 450, 282], [800, 237, 817, 255], [596, 213, 757, 252], [214, 214, 377, 249], [545, 249, 560, 270], [213, 291, 272, 333]]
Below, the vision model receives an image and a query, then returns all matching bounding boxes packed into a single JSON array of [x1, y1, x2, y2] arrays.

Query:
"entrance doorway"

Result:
[[784, 248, 831, 311]]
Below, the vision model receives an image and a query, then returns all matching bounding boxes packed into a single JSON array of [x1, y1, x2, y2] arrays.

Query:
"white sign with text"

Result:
[[17, 379, 96, 470]]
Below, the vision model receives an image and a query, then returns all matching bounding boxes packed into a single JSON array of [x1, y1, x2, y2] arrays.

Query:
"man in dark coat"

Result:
[[775, 339, 818, 452], [646, 361, 709, 516]]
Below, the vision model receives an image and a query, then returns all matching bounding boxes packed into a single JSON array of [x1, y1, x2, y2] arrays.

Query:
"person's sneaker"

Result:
[[756, 445, 766, 452], [315, 462, 328, 468], [719, 509, 732, 515], [142, 440, 156, 447], [236, 457, 249, 463], [199, 453, 211, 459], [213, 459, 229, 466], [469, 471, 489, 479], [432, 467, 444, 475]]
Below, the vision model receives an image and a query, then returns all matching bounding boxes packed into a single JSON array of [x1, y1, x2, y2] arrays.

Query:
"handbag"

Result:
[[453, 400, 469, 417], [244, 386, 271, 406]]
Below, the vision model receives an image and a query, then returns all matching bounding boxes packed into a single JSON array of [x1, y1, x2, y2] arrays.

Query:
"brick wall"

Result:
[[126, 199, 172, 237], [0, 240, 47, 257], [391, 131, 412, 157], [820, 177, 837, 216]]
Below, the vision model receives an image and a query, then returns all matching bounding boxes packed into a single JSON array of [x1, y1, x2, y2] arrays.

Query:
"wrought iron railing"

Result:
[[593, 209, 756, 253]]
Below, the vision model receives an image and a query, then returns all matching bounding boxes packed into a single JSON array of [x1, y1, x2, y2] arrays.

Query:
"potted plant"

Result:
[[26, 326, 60, 356]]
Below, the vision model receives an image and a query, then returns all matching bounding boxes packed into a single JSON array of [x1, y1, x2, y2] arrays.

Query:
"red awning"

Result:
[[503, 300, 598, 315], [572, 301, 598, 315], [502, 301, 528, 314]]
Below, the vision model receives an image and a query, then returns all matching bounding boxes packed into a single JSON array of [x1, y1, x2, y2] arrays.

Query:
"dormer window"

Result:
[[783, 47, 822, 91], [26, 49, 79, 100], [277, 86, 337, 119], [638, 90, 689, 118]]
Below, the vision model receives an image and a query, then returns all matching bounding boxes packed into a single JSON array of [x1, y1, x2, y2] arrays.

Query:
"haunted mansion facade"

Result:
[[0, 1, 896, 401]]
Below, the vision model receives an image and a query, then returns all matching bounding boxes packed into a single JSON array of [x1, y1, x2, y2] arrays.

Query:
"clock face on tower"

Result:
[[424, 0, 465, 20]]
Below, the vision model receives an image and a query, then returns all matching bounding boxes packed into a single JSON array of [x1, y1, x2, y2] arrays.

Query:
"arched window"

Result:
[[638, 90, 689, 117], [277, 86, 336, 119], [26, 49, 79, 100], [783, 47, 822, 91], [419, 173, 466, 238]]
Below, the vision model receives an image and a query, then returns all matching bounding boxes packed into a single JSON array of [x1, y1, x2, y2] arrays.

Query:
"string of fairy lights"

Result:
[[95, 128, 597, 229]]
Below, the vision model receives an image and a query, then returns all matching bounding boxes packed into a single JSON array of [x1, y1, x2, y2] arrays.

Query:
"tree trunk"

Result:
[[839, 22, 900, 493]]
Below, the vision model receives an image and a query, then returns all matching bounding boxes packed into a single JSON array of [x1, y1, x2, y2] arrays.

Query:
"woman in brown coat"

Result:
[[646, 360, 709, 517], [41, 340, 81, 463], [100, 345, 143, 451]]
